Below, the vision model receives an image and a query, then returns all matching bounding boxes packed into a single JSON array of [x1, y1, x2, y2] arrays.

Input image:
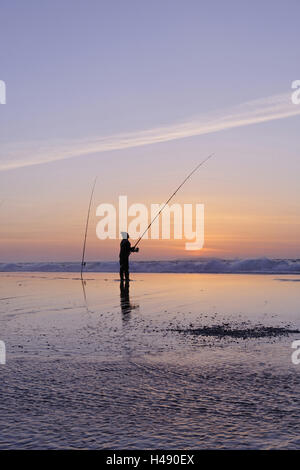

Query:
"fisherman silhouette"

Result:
[[119, 232, 139, 281]]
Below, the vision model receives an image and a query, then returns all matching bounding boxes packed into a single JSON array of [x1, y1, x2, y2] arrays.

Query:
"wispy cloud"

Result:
[[1, 92, 299, 171]]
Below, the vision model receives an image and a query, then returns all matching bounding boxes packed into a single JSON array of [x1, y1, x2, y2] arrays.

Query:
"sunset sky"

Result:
[[1, 0, 300, 262]]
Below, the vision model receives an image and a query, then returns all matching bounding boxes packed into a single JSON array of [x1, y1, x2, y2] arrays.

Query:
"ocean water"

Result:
[[0, 272, 300, 449], [1, 257, 300, 274]]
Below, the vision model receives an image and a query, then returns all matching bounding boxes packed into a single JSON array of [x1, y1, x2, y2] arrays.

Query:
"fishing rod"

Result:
[[80, 177, 98, 278], [133, 153, 214, 249]]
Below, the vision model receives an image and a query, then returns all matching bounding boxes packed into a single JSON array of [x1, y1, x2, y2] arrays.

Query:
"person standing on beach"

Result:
[[119, 232, 139, 281]]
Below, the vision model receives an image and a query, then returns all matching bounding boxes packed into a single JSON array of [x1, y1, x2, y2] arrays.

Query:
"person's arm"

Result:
[[128, 241, 139, 253]]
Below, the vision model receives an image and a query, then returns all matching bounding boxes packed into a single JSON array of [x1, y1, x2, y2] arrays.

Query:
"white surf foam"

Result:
[[1, 258, 300, 274]]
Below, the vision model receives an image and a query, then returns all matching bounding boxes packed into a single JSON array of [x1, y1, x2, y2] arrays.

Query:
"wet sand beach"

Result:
[[1, 273, 300, 449]]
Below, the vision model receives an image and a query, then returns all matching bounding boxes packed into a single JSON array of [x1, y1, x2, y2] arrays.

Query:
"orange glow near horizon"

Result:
[[1, 147, 300, 262], [2, 200, 300, 261]]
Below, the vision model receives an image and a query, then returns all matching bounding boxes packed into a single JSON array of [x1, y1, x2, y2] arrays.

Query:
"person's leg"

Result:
[[120, 263, 124, 281], [124, 259, 129, 281]]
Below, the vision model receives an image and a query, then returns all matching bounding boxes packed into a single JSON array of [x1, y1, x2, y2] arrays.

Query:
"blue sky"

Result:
[[0, 1, 300, 261]]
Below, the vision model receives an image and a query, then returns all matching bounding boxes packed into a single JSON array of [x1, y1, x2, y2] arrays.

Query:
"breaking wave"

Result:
[[1, 258, 300, 274]]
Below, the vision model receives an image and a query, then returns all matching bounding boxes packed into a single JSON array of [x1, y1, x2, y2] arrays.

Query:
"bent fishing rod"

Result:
[[133, 153, 214, 250], [80, 177, 98, 278]]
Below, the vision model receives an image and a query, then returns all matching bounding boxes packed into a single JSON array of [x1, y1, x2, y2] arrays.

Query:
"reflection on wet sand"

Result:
[[120, 280, 139, 317]]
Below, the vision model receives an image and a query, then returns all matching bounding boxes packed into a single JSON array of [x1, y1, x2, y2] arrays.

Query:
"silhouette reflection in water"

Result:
[[120, 280, 139, 317]]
